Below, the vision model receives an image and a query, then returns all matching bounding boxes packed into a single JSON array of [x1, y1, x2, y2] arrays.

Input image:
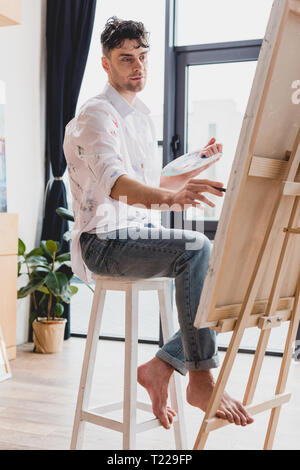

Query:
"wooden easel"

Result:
[[193, 0, 300, 450], [194, 132, 300, 450]]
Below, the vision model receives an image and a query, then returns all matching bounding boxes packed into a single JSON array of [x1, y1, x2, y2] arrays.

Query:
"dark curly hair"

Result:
[[101, 16, 150, 57]]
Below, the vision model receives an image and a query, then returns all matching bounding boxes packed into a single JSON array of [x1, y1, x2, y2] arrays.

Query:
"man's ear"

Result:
[[102, 56, 110, 73]]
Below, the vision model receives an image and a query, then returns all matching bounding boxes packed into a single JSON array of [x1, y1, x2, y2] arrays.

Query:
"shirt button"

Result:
[[141, 163, 144, 169]]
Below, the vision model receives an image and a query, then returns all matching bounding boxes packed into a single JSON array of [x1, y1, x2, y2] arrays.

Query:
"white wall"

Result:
[[0, 0, 46, 344]]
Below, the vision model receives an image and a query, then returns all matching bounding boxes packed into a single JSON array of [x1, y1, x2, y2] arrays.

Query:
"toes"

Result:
[[154, 408, 171, 429], [235, 402, 254, 425], [230, 408, 242, 426], [237, 411, 248, 427], [216, 410, 227, 420], [167, 411, 174, 425], [166, 406, 177, 426], [166, 406, 177, 417], [223, 409, 234, 424]]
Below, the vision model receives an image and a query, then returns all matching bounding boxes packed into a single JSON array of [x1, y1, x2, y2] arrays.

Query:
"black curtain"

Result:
[[39, 0, 97, 339]]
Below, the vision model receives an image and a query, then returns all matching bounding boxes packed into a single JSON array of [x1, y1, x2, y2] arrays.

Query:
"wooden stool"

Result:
[[70, 275, 187, 450]]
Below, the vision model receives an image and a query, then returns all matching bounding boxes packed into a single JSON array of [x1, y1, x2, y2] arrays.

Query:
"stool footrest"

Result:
[[203, 392, 291, 433], [81, 410, 178, 435], [136, 415, 179, 434], [82, 411, 123, 433]]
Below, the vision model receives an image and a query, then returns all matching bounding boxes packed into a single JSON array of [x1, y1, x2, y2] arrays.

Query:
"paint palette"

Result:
[[161, 151, 222, 177]]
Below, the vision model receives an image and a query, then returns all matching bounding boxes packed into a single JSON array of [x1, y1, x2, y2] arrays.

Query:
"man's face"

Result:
[[102, 39, 148, 94]]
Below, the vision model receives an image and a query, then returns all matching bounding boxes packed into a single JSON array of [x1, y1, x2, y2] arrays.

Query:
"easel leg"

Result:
[[244, 195, 300, 406], [264, 270, 300, 449], [158, 281, 187, 450], [243, 331, 271, 405], [193, 320, 247, 450], [193, 426, 209, 450]]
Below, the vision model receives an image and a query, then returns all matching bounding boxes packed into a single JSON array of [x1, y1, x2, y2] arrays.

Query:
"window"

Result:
[[175, 0, 274, 46], [186, 61, 257, 221]]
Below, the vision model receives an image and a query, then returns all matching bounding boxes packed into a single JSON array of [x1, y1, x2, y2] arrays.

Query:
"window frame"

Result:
[[173, 39, 262, 238]]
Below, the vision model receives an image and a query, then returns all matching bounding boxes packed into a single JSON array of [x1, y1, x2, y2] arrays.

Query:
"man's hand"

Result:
[[160, 137, 224, 190], [189, 137, 223, 176], [168, 178, 224, 211], [201, 137, 223, 157]]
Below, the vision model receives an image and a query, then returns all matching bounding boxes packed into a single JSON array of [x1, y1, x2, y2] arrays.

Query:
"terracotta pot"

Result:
[[32, 318, 67, 354]]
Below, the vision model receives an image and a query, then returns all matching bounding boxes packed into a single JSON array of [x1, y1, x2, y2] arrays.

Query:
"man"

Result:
[[64, 17, 253, 429]]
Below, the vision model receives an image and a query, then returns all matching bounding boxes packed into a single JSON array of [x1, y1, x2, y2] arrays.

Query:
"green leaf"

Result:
[[54, 303, 64, 317], [38, 293, 46, 306], [62, 261, 72, 268], [34, 266, 51, 274], [41, 241, 53, 260], [83, 282, 95, 294], [26, 256, 49, 266], [26, 247, 44, 258], [56, 207, 75, 222], [70, 285, 78, 296], [29, 311, 38, 325], [46, 240, 60, 254], [38, 294, 48, 312], [18, 261, 22, 276], [56, 253, 71, 263], [45, 271, 68, 296], [53, 260, 72, 272], [17, 278, 45, 299], [60, 287, 72, 303], [37, 286, 50, 294], [18, 239, 26, 256]]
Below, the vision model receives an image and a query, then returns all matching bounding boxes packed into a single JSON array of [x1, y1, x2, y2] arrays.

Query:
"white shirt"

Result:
[[63, 82, 163, 283]]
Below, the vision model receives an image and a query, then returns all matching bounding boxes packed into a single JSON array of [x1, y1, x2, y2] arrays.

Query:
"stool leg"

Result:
[[70, 281, 106, 450], [158, 280, 187, 450], [123, 284, 139, 450]]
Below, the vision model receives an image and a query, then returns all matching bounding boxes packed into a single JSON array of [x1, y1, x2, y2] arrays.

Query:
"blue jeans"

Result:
[[79, 223, 219, 376]]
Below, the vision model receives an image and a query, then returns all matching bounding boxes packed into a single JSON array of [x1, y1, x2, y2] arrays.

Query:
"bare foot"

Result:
[[138, 357, 177, 429], [187, 370, 254, 426]]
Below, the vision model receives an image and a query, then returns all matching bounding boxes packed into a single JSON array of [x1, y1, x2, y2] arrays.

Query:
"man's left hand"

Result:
[[200, 137, 223, 157]]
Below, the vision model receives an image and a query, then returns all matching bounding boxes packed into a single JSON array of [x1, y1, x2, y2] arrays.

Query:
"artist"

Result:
[[63, 17, 254, 429]]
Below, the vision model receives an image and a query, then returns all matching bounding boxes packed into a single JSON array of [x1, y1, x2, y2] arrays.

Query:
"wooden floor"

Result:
[[0, 337, 299, 450]]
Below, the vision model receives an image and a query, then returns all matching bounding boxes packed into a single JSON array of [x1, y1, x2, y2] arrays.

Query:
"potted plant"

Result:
[[17, 238, 78, 353]]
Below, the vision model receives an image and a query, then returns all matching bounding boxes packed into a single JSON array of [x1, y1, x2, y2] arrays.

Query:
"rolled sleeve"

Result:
[[73, 107, 128, 198]]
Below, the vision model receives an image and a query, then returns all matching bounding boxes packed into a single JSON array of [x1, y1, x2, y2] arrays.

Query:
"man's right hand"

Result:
[[168, 178, 225, 211], [110, 174, 224, 212]]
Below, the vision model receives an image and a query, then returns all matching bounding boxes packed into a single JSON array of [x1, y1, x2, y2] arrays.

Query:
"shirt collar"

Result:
[[103, 82, 150, 118]]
